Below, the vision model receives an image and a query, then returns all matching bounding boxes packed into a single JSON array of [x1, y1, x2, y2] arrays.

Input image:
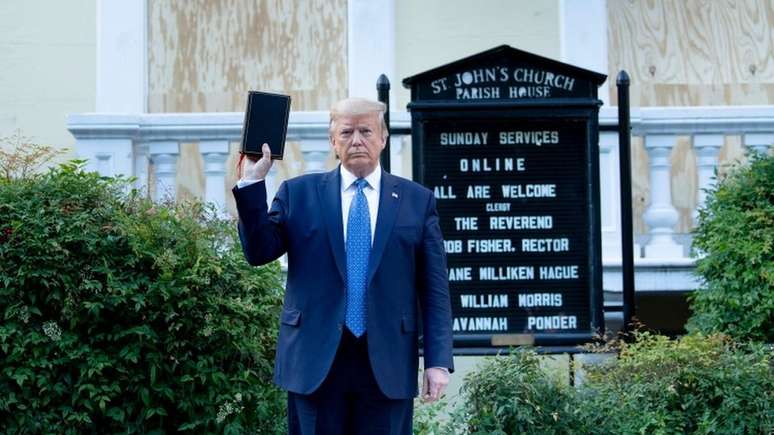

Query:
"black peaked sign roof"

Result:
[[404, 44, 608, 348], [402, 45, 607, 103]]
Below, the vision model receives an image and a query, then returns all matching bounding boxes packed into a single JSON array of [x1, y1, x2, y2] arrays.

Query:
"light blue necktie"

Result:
[[345, 178, 371, 337]]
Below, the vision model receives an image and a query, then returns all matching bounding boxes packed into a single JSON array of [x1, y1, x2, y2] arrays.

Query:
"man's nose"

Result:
[[351, 131, 365, 146]]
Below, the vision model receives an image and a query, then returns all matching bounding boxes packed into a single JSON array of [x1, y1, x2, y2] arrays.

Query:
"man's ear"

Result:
[[330, 135, 339, 159]]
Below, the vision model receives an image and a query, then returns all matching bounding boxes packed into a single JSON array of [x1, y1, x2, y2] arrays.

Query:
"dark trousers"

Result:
[[287, 329, 413, 435]]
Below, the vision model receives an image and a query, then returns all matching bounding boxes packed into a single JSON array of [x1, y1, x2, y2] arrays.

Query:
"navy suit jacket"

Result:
[[232, 167, 454, 399]]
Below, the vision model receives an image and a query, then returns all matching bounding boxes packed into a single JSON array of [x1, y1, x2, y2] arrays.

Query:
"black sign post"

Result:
[[403, 45, 607, 349]]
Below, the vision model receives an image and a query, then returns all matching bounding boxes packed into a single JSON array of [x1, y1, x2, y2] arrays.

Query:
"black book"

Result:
[[240, 91, 291, 159]]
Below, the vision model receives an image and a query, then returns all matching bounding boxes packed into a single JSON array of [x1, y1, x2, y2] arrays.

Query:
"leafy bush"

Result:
[[460, 350, 579, 434], [577, 333, 773, 434], [0, 159, 286, 433], [420, 333, 773, 434], [688, 153, 774, 342], [416, 350, 579, 435], [413, 397, 456, 435]]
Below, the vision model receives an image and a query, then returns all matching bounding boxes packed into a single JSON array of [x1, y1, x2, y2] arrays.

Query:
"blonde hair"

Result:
[[329, 97, 388, 141]]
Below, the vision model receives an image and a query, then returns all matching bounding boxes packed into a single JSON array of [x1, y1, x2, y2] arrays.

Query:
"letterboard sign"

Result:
[[403, 45, 607, 348]]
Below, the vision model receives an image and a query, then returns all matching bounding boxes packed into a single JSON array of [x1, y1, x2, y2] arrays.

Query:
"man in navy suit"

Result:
[[233, 97, 453, 434]]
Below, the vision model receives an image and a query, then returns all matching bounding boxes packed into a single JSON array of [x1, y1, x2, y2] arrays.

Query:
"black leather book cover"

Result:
[[240, 91, 291, 159]]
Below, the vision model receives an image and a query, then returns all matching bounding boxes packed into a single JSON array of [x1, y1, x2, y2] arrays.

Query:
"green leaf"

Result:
[[140, 387, 150, 407], [178, 422, 199, 431], [105, 407, 125, 422]]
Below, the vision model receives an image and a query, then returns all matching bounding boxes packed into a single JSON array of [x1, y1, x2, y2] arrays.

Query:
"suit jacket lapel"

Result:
[[367, 170, 401, 287], [318, 168, 347, 283]]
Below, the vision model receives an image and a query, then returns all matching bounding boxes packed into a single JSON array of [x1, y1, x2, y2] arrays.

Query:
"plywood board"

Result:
[[148, 0, 348, 113], [608, 0, 774, 106], [148, 0, 346, 202]]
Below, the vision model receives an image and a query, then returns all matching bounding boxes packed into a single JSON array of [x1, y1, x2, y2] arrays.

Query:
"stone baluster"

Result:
[[148, 141, 179, 202], [643, 134, 683, 258], [692, 134, 723, 224], [301, 139, 331, 174], [199, 140, 230, 214], [744, 133, 773, 156], [133, 142, 149, 195]]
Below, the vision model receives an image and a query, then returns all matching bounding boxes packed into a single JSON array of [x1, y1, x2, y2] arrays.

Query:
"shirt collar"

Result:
[[340, 163, 381, 192]]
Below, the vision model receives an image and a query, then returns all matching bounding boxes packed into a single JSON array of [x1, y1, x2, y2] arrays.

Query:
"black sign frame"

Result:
[[409, 102, 604, 347], [403, 46, 607, 349]]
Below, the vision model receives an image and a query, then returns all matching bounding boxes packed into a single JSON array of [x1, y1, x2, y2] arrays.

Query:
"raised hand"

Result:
[[242, 143, 273, 181]]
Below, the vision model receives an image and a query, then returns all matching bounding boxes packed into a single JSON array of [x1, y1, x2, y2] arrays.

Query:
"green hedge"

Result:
[[577, 333, 773, 434], [688, 153, 774, 342], [415, 333, 773, 434], [456, 350, 578, 434], [0, 161, 286, 433]]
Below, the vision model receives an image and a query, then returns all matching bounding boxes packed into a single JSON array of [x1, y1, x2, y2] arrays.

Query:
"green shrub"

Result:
[[0, 160, 286, 433], [688, 153, 774, 342], [413, 397, 457, 435], [577, 333, 773, 434], [453, 350, 579, 434], [426, 333, 773, 434]]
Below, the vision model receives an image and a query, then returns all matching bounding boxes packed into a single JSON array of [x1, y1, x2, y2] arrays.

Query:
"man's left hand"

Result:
[[421, 367, 450, 403]]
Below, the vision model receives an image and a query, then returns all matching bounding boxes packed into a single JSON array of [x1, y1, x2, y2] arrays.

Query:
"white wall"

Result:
[[0, 0, 96, 159], [395, 0, 561, 108]]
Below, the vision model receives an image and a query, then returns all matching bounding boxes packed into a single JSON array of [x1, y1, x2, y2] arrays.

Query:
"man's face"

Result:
[[331, 113, 385, 178]]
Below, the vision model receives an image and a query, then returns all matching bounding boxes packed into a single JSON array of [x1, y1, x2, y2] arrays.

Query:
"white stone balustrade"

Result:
[[285, 112, 333, 174], [692, 134, 724, 223], [147, 141, 178, 202], [642, 134, 683, 258], [66, 114, 138, 181], [744, 133, 774, 156], [133, 142, 149, 194], [598, 131, 624, 259], [68, 106, 774, 293], [199, 140, 230, 214]]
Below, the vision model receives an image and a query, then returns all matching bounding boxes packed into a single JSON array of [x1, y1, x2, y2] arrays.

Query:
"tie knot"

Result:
[[353, 178, 368, 191]]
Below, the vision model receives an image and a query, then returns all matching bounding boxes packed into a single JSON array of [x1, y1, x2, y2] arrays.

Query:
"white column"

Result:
[[744, 133, 773, 156], [692, 134, 723, 223], [133, 142, 149, 194], [96, 0, 147, 112], [301, 139, 332, 174], [598, 131, 622, 259], [148, 141, 179, 202], [559, 0, 609, 106], [199, 140, 230, 214], [348, 0, 395, 99], [643, 134, 683, 258]]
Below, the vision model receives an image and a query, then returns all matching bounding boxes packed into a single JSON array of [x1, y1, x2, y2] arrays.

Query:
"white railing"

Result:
[[67, 106, 774, 292], [601, 106, 774, 259]]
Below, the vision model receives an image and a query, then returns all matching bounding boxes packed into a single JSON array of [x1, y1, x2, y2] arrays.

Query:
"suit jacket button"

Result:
[[338, 323, 343, 331]]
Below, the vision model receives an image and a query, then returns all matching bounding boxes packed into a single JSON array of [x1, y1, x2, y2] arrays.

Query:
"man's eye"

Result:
[[360, 129, 372, 136]]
